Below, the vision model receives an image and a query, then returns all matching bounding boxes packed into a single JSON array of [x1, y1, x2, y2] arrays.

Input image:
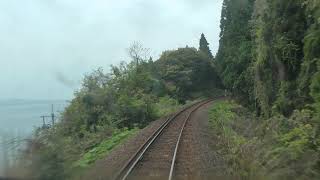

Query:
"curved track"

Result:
[[115, 99, 212, 180]]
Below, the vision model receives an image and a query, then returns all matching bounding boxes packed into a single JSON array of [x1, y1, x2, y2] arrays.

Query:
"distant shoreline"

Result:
[[0, 99, 68, 133]]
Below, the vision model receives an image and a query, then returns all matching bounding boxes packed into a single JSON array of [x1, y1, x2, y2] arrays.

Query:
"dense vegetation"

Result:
[[18, 37, 220, 179], [209, 99, 319, 179], [215, 0, 320, 179], [217, 0, 320, 116]]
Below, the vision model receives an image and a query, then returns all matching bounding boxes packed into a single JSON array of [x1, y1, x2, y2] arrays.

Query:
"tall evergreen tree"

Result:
[[199, 33, 213, 59], [216, 0, 255, 106]]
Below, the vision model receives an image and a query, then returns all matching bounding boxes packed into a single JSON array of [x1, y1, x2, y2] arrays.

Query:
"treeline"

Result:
[[216, 0, 320, 179], [19, 37, 221, 179], [217, 0, 320, 116]]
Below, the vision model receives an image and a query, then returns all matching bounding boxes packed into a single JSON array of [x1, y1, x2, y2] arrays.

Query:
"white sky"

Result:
[[0, 0, 223, 100]]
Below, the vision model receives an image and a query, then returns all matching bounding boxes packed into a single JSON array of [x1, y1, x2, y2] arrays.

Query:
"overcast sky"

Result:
[[0, 0, 223, 100]]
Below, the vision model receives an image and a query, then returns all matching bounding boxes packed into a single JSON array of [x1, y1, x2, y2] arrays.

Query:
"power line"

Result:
[[40, 104, 56, 128]]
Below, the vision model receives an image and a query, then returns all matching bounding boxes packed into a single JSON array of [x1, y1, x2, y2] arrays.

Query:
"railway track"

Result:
[[114, 99, 212, 180]]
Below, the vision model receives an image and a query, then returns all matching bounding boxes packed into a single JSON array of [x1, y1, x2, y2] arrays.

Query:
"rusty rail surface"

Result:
[[114, 99, 212, 180]]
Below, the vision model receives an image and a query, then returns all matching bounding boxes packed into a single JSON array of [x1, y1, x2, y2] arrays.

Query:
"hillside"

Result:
[[13, 40, 221, 179], [214, 0, 320, 179]]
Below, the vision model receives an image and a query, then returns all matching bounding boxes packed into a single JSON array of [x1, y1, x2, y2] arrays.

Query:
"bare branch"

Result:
[[127, 41, 150, 65]]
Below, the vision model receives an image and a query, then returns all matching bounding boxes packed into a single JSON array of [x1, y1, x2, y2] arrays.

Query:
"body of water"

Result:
[[0, 99, 68, 134], [0, 99, 68, 177]]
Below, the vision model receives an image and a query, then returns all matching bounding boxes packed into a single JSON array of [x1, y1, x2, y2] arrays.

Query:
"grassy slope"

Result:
[[69, 128, 139, 179], [74, 128, 139, 168], [208, 100, 261, 179]]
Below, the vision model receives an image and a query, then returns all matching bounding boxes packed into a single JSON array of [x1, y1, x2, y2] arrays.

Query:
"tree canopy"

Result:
[[157, 47, 220, 102], [215, 0, 320, 178], [199, 33, 214, 59]]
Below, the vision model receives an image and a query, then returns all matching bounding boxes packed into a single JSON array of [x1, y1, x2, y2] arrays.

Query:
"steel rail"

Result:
[[114, 99, 210, 180], [168, 99, 212, 180]]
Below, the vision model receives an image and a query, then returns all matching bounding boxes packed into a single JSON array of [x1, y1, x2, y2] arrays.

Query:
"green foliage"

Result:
[[217, 0, 320, 117], [157, 47, 221, 102], [311, 61, 320, 115], [273, 82, 297, 116], [199, 33, 213, 59], [22, 40, 222, 179], [209, 100, 238, 135], [153, 96, 180, 117], [215, 1, 320, 178], [209, 100, 262, 179], [75, 128, 138, 168], [209, 100, 320, 179], [216, 0, 255, 106], [261, 109, 319, 179], [274, 124, 312, 159], [253, 0, 320, 116], [299, 0, 320, 98], [252, 0, 306, 116]]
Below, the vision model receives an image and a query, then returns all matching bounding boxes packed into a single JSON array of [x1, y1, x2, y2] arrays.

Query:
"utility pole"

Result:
[[41, 116, 46, 127], [40, 104, 56, 128], [51, 104, 55, 126]]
